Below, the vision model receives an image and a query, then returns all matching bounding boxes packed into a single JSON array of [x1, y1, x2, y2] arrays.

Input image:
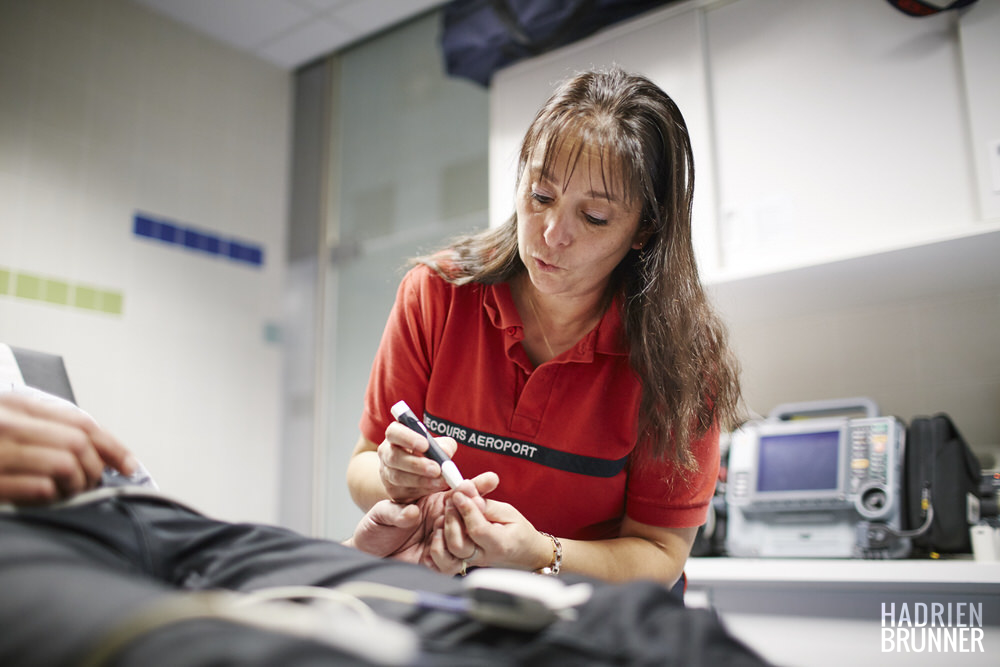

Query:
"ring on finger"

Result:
[[460, 546, 479, 576]]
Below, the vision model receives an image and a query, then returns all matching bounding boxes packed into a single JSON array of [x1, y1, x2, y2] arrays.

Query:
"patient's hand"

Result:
[[0, 393, 136, 504], [347, 471, 497, 573]]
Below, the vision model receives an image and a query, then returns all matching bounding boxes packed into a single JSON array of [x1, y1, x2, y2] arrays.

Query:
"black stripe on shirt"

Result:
[[423, 410, 628, 478]]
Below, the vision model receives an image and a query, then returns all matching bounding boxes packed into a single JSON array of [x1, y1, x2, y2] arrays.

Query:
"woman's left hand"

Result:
[[439, 481, 552, 573]]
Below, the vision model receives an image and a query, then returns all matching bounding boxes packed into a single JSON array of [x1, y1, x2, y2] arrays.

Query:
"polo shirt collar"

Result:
[[483, 281, 629, 362]]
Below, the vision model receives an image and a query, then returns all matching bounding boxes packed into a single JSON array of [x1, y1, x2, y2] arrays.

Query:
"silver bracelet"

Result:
[[537, 532, 562, 576]]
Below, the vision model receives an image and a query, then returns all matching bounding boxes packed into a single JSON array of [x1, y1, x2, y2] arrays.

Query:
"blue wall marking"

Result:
[[133, 213, 265, 268]]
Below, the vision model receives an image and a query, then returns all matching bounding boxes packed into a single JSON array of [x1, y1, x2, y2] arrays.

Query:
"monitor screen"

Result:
[[756, 429, 841, 493]]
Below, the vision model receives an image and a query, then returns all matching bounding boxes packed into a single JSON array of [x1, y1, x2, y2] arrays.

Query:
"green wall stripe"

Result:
[[15, 273, 42, 300], [74, 285, 101, 311], [0, 267, 124, 316], [43, 279, 70, 305], [101, 291, 124, 315]]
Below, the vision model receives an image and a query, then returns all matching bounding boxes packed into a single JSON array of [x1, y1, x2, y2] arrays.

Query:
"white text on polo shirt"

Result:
[[467, 433, 539, 458], [423, 415, 468, 442], [424, 414, 540, 458]]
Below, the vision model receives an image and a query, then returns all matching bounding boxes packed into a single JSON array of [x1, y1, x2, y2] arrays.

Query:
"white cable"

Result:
[[333, 581, 421, 606], [81, 589, 419, 667], [232, 585, 379, 625]]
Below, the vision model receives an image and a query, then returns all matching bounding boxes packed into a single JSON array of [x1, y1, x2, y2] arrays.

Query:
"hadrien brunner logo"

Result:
[[882, 602, 984, 653]]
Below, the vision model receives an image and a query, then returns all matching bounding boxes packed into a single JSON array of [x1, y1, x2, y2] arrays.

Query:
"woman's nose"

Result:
[[542, 208, 573, 247]]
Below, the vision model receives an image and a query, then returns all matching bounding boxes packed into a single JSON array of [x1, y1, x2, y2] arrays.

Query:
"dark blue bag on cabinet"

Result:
[[440, 0, 677, 86]]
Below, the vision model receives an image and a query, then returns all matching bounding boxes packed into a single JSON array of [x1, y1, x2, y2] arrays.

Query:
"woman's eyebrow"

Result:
[[584, 188, 618, 202], [534, 169, 620, 202]]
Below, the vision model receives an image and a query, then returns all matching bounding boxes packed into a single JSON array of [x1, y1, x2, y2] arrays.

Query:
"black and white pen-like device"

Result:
[[391, 400, 464, 490]]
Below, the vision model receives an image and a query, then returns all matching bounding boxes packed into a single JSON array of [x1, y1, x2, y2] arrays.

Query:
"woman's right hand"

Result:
[[377, 421, 459, 504]]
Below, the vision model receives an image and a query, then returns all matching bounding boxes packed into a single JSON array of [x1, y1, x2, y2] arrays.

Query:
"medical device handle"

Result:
[[768, 397, 880, 421]]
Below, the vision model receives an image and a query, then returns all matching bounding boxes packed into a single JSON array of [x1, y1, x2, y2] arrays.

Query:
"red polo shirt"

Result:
[[361, 265, 719, 540]]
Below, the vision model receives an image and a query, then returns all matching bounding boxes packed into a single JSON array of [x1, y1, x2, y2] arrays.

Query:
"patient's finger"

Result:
[[0, 440, 87, 499], [367, 499, 421, 530], [429, 524, 463, 575], [442, 505, 476, 562], [84, 426, 135, 477], [0, 392, 91, 429], [40, 421, 105, 489], [0, 409, 104, 488], [0, 394, 135, 478], [0, 474, 59, 504], [462, 472, 499, 505]]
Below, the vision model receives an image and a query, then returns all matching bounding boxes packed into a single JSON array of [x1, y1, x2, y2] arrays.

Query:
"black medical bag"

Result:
[[903, 413, 982, 554]]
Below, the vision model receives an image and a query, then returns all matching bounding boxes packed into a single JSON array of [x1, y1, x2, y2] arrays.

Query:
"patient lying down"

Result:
[[0, 390, 769, 666]]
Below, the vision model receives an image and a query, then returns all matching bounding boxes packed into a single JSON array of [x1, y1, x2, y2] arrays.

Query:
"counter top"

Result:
[[686, 556, 1000, 586]]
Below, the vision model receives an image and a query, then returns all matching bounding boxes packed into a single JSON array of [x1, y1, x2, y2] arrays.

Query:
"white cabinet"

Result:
[[489, 0, 1000, 324], [706, 0, 983, 277], [958, 0, 1000, 221]]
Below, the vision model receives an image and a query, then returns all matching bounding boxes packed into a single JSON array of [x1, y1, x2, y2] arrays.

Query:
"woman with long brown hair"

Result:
[[348, 67, 741, 584]]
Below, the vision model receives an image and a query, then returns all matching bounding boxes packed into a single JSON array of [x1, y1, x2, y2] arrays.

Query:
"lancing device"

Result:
[[391, 400, 464, 490]]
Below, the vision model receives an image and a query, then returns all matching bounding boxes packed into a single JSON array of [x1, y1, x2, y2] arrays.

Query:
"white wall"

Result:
[[0, 0, 291, 524]]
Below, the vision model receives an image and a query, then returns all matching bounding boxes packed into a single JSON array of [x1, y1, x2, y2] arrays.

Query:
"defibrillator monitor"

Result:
[[757, 427, 842, 494], [726, 409, 909, 558], [729, 419, 851, 510]]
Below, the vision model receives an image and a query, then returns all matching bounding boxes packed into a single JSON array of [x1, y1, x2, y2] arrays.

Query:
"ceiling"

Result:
[[132, 0, 449, 70]]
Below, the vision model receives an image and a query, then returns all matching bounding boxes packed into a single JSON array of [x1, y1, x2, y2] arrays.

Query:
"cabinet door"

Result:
[[490, 4, 721, 275], [707, 0, 977, 274], [959, 0, 1000, 221]]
